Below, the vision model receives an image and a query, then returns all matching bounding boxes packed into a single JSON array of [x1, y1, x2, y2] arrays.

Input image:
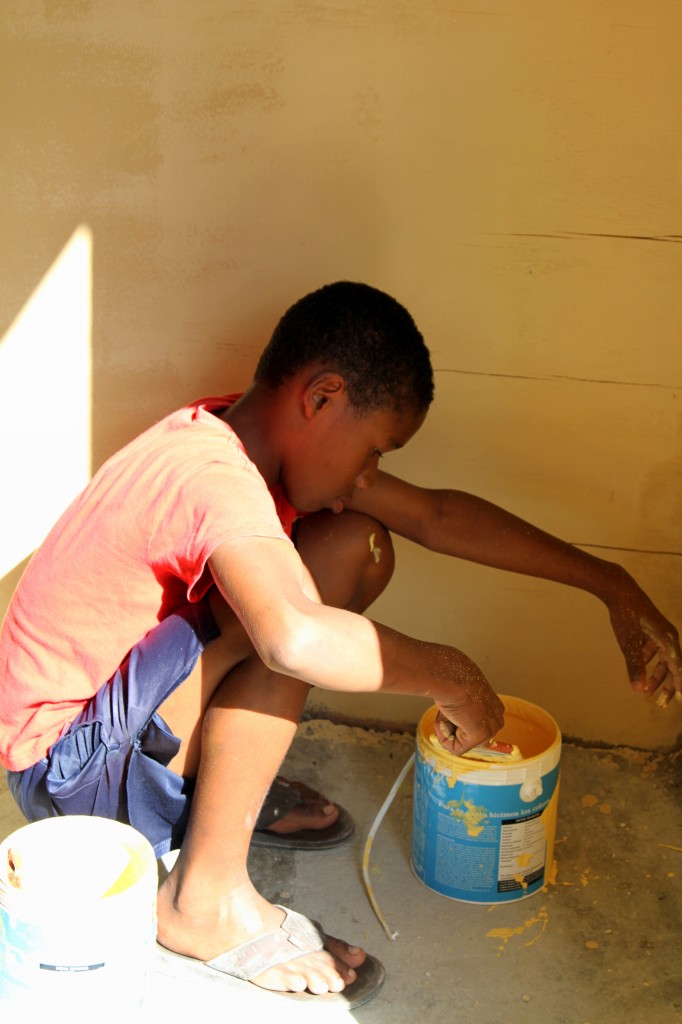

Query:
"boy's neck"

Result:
[[218, 383, 283, 489]]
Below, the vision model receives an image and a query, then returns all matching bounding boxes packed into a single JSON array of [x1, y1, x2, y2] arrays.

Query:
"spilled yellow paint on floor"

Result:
[[582, 793, 611, 814], [486, 905, 550, 954]]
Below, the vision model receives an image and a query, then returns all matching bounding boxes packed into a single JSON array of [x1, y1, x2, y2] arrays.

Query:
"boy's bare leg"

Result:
[[156, 511, 393, 994]]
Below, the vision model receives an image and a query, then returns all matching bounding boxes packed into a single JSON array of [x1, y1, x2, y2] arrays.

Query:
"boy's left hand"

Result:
[[608, 588, 682, 706]]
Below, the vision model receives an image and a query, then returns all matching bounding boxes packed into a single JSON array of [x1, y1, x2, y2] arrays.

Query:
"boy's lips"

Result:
[[330, 488, 356, 514], [332, 491, 356, 513]]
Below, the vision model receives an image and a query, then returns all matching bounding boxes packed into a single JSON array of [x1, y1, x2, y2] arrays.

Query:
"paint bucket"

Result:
[[0, 815, 158, 1021], [411, 696, 561, 903]]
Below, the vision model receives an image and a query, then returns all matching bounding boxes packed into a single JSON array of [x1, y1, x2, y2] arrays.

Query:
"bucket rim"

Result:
[[417, 696, 561, 773]]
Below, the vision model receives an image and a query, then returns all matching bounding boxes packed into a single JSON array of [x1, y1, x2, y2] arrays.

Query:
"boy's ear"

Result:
[[303, 373, 345, 419]]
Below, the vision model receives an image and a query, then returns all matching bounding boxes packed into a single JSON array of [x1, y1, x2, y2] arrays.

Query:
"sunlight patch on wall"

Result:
[[0, 225, 92, 579]]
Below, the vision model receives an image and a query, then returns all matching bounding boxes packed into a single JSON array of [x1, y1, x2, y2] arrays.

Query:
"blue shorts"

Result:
[[7, 601, 220, 857]]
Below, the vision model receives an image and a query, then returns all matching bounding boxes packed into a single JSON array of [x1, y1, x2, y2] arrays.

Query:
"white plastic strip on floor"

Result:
[[361, 752, 415, 941]]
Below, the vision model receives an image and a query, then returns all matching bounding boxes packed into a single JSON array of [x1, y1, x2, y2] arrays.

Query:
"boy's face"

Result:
[[281, 395, 425, 513]]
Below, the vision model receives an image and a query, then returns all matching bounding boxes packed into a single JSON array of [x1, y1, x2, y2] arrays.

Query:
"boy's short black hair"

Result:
[[255, 281, 434, 415]]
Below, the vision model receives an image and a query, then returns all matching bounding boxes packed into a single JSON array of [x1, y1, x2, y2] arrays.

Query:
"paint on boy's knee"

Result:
[[369, 532, 382, 564]]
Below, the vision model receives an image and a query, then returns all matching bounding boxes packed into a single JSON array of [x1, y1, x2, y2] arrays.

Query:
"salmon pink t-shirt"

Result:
[[0, 396, 298, 772]]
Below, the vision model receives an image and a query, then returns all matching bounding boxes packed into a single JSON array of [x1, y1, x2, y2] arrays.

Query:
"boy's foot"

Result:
[[157, 882, 374, 1000], [251, 778, 355, 849]]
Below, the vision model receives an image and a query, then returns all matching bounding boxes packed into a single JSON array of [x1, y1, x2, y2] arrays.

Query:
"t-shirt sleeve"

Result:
[[146, 447, 291, 602]]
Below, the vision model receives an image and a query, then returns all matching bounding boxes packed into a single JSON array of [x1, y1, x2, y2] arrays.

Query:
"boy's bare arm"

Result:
[[208, 537, 504, 754], [350, 473, 682, 703]]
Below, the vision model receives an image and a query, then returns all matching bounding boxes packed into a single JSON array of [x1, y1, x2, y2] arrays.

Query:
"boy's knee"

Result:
[[296, 509, 395, 611]]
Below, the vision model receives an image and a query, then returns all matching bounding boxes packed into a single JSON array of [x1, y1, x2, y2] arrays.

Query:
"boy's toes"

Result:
[[264, 798, 339, 835], [325, 935, 366, 970], [252, 945, 355, 995]]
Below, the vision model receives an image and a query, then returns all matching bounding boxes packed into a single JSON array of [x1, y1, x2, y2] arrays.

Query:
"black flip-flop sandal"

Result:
[[250, 778, 356, 851]]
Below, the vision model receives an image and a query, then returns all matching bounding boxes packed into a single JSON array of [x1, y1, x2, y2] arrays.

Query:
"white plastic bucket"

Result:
[[411, 696, 561, 903], [0, 815, 157, 1021]]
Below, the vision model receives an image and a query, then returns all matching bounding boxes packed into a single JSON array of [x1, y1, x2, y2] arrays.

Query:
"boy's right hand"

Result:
[[433, 680, 505, 756]]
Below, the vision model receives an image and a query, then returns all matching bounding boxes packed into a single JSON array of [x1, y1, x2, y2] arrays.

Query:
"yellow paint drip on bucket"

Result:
[[0, 816, 157, 1021], [411, 696, 561, 903]]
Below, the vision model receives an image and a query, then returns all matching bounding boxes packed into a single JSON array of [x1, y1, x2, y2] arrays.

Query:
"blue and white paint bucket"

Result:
[[0, 815, 157, 1021], [411, 696, 561, 903]]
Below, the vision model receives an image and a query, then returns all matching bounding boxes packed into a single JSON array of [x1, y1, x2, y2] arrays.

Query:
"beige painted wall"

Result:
[[1, 1, 680, 748]]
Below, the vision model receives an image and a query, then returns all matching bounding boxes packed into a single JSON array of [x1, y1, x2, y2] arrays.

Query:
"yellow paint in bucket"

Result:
[[411, 696, 561, 903], [0, 816, 157, 1021]]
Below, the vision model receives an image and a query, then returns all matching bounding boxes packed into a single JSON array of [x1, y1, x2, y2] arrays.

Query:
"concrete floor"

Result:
[[1, 717, 681, 1024]]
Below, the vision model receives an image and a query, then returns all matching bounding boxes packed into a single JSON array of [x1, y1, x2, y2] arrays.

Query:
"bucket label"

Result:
[[498, 812, 546, 892], [39, 962, 106, 972], [412, 756, 560, 904]]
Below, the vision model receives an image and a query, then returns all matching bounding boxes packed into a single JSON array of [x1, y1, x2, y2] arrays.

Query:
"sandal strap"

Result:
[[255, 778, 304, 830], [207, 907, 325, 982]]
